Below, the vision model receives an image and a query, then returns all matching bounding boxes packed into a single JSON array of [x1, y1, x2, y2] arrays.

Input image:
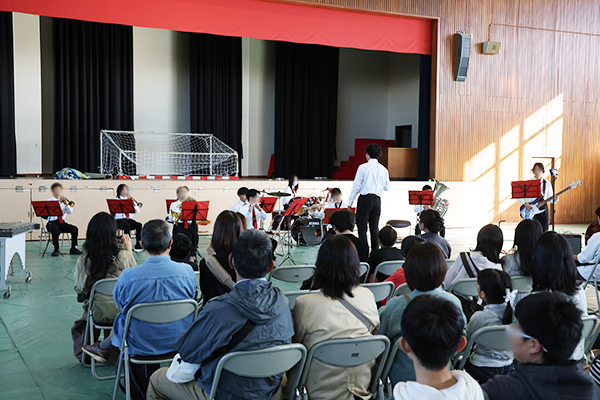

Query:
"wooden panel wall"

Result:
[[291, 0, 600, 224]]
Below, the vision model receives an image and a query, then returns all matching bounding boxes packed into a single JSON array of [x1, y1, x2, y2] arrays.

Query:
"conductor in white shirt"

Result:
[[348, 143, 390, 253]]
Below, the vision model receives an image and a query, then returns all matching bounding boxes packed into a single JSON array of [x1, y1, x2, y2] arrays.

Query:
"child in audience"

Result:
[[444, 224, 503, 288], [370, 225, 403, 280], [393, 294, 484, 400], [418, 209, 451, 258], [383, 235, 426, 288], [483, 292, 595, 400], [464, 269, 515, 383], [413, 184, 432, 235], [169, 233, 198, 271], [379, 243, 466, 384], [501, 219, 543, 276]]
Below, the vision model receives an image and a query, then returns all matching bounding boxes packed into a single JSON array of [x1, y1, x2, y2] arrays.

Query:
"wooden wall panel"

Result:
[[291, 0, 600, 224]]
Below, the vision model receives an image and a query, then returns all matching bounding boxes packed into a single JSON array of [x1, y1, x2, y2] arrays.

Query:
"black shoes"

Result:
[[51, 249, 60, 257], [70, 248, 83, 255]]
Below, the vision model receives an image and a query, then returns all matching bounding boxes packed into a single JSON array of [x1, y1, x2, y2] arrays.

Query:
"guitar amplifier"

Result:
[[561, 234, 582, 256]]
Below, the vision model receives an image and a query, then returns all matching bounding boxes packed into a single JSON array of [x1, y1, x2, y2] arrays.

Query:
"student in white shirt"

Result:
[[242, 189, 267, 230], [114, 184, 143, 251], [414, 184, 433, 235], [518, 162, 557, 231], [348, 144, 390, 254], [393, 294, 484, 400], [168, 186, 199, 252], [574, 207, 600, 281], [312, 188, 347, 220], [47, 182, 82, 256], [229, 187, 248, 213], [282, 175, 299, 208]]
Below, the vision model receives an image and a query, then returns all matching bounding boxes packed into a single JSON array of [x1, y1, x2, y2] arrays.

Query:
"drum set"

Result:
[[267, 192, 327, 247]]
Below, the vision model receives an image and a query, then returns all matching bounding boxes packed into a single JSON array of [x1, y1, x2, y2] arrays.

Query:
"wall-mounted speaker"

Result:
[[454, 31, 471, 82]]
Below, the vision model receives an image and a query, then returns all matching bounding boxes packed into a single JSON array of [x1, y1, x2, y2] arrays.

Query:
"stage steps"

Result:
[[332, 139, 395, 179]]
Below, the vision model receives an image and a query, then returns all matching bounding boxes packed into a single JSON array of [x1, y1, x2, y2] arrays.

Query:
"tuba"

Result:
[[432, 179, 450, 217]]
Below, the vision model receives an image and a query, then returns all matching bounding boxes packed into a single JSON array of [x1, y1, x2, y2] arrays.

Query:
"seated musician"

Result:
[[229, 187, 248, 213], [282, 174, 299, 209], [114, 184, 143, 251], [168, 186, 199, 252], [414, 184, 433, 235], [241, 189, 267, 230], [574, 207, 600, 281], [47, 182, 82, 256], [312, 188, 348, 220]]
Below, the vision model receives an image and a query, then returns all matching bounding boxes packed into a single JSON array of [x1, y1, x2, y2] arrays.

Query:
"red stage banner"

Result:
[[0, 0, 432, 55]]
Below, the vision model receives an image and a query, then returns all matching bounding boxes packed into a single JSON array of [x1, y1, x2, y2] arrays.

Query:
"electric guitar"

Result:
[[520, 179, 582, 220]]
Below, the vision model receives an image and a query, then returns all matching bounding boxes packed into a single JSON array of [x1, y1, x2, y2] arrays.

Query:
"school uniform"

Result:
[[169, 200, 199, 251], [282, 185, 297, 208], [229, 200, 247, 213], [114, 196, 142, 246], [46, 196, 79, 251], [241, 203, 267, 230]]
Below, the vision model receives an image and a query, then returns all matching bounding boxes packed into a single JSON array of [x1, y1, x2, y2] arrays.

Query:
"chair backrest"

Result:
[[446, 259, 456, 269], [89, 277, 119, 299], [284, 290, 318, 310], [359, 262, 370, 282], [456, 325, 511, 370], [583, 258, 600, 289], [209, 344, 307, 400], [380, 338, 401, 385], [448, 278, 479, 297], [393, 283, 411, 297], [361, 282, 395, 303], [122, 299, 199, 343], [298, 336, 390, 395], [194, 271, 200, 287], [268, 265, 316, 283], [582, 315, 599, 356], [371, 260, 404, 282], [511, 276, 533, 294]]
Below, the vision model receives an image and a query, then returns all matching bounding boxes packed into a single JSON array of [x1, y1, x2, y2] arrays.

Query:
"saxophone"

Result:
[[432, 179, 450, 217]]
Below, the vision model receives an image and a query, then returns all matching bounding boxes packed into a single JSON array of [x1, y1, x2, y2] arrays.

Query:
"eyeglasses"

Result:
[[506, 324, 548, 353]]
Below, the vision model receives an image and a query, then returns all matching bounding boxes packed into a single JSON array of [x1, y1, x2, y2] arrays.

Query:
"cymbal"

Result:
[[266, 191, 291, 197]]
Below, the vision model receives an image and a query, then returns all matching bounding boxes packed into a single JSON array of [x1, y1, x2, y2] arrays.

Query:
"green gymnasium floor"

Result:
[[0, 225, 588, 399]]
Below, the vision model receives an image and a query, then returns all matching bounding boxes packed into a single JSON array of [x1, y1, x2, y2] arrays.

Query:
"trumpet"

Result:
[[61, 196, 75, 207], [131, 198, 143, 208]]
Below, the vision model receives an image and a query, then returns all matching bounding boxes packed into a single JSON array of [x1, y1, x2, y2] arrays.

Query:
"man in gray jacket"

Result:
[[147, 229, 294, 400]]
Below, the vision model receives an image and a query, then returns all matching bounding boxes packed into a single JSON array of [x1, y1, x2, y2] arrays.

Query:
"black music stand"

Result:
[[511, 180, 542, 199], [32, 200, 64, 258], [259, 197, 278, 214], [277, 198, 309, 265], [107, 199, 136, 216]]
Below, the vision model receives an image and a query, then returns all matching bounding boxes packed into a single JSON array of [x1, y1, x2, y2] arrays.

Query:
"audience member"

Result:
[[170, 233, 198, 271], [379, 243, 465, 384], [147, 230, 293, 400], [72, 212, 137, 361], [528, 231, 587, 360], [501, 219, 543, 276], [483, 292, 595, 400], [444, 224, 503, 288], [393, 295, 484, 400], [464, 269, 514, 383], [369, 225, 403, 280], [418, 209, 451, 258], [199, 210, 245, 305], [292, 235, 379, 400], [413, 184, 433, 236], [328, 210, 369, 262], [574, 206, 600, 281]]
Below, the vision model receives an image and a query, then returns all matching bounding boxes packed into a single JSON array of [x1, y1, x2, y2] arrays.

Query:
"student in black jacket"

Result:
[[170, 233, 198, 271], [369, 225, 403, 280], [483, 291, 596, 400]]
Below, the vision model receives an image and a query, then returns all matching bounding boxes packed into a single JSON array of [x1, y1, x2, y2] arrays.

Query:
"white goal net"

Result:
[[100, 130, 239, 177]]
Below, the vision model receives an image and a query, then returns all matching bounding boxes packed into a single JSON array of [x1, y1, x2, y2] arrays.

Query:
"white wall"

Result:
[[13, 13, 42, 174], [241, 38, 276, 176], [336, 48, 421, 163]]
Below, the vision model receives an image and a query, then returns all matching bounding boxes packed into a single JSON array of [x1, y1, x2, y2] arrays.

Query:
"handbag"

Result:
[[204, 253, 235, 290]]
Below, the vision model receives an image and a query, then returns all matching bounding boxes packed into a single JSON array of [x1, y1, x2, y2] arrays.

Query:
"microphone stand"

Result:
[[550, 169, 558, 231]]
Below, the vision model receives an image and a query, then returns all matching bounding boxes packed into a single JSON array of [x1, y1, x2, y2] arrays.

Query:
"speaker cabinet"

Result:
[[562, 234, 582, 256], [454, 32, 471, 81]]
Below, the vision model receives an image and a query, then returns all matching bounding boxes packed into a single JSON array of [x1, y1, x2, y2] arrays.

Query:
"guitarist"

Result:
[[518, 162, 557, 231]]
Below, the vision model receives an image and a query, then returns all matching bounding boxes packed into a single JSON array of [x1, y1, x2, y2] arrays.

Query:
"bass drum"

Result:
[[292, 218, 323, 246], [271, 211, 291, 231]]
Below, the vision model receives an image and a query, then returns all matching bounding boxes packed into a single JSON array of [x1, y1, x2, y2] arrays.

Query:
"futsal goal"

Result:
[[100, 130, 239, 177]]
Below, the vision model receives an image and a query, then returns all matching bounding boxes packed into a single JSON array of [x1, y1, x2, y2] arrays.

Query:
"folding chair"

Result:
[[81, 278, 119, 380], [359, 262, 370, 283], [361, 282, 395, 303], [268, 265, 316, 284], [371, 260, 404, 283], [380, 338, 401, 397], [194, 271, 202, 303], [511, 276, 533, 295], [448, 278, 479, 298], [393, 283, 412, 297], [455, 325, 511, 370], [446, 259, 456, 269], [284, 290, 318, 310], [582, 258, 600, 313], [296, 336, 390, 399], [39, 217, 66, 255], [112, 299, 199, 400], [582, 315, 600, 360], [208, 344, 307, 400]]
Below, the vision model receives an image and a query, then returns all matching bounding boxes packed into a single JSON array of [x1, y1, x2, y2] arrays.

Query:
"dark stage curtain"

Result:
[[190, 33, 242, 174], [417, 54, 432, 180], [53, 18, 133, 173], [0, 12, 17, 176], [274, 42, 339, 179]]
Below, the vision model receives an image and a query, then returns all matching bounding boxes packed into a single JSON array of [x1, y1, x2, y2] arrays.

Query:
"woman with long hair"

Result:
[[282, 174, 299, 208], [292, 235, 379, 400], [528, 231, 587, 360], [444, 224, 504, 288], [199, 210, 245, 305], [502, 219, 543, 276], [418, 209, 452, 258]]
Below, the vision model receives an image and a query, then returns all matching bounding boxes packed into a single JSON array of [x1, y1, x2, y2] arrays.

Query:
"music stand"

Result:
[[166, 199, 177, 213], [408, 191, 434, 206], [259, 197, 278, 214], [324, 207, 356, 225], [107, 199, 136, 216], [32, 200, 64, 258], [181, 201, 210, 227], [276, 198, 309, 266], [283, 198, 308, 217], [511, 180, 541, 199]]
